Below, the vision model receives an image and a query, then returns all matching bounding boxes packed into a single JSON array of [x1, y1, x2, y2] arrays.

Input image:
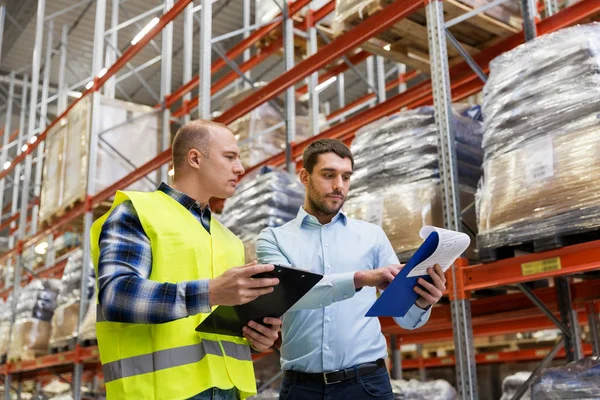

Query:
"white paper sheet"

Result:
[[406, 226, 471, 278]]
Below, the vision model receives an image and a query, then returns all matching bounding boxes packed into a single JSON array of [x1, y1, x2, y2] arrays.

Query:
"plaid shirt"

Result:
[[97, 183, 213, 324]]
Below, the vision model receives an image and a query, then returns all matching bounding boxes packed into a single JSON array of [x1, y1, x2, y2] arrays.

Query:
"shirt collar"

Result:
[[296, 206, 348, 228], [158, 182, 211, 215]]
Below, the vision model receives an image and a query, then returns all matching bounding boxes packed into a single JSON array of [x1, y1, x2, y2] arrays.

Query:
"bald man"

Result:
[[92, 120, 281, 400]]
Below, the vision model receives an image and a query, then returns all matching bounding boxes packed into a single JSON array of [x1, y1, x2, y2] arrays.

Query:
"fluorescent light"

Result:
[[86, 81, 94, 90], [131, 17, 160, 45], [3, 161, 10, 170], [34, 242, 48, 255], [29, 136, 37, 144], [315, 76, 337, 93], [21, 144, 28, 152], [98, 67, 108, 78], [384, 44, 391, 51], [168, 168, 174, 177]]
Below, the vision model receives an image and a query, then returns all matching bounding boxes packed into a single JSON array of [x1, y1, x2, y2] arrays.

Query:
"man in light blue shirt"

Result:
[[256, 139, 447, 400]]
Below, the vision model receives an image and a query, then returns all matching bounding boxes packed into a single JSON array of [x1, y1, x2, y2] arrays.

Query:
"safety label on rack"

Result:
[[521, 257, 562, 276], [365, 197, 384, 227], [524, 137, 554, 184]]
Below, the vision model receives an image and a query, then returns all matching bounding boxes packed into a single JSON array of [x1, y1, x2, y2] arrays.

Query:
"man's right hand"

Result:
[[354, 264, 403, 291], [208, 261, 279, 306]]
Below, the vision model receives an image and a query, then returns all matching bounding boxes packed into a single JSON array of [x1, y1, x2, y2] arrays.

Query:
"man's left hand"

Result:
[[243, 317, 282, 352], [414, 264, 446, 309]]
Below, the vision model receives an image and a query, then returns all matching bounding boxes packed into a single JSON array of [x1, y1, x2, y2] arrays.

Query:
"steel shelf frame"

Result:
[[0, 0, 599, 398]]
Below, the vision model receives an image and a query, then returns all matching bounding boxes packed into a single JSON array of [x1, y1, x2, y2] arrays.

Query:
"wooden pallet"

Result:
[[49, 338, 77, 355], [478, 228, 600, 263], [80, 338, 97, 348], [330, 0, 521, 72]]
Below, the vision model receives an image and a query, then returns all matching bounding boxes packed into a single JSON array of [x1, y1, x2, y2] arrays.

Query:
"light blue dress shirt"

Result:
[[256, 207, 431, 373]]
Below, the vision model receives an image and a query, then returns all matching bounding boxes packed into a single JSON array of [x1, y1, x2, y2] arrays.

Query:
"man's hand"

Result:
[[354, 264, 403, 291], [243, 317, 282, 352], [414, 264, 446, 309], [209, 261, 279, 306]]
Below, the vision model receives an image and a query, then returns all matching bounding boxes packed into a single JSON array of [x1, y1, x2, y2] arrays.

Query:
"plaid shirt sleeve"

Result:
[[97, 200, 212, 324]]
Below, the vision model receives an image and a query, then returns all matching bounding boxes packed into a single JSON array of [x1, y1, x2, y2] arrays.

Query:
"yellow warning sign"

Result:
[[521, 257, 562, 276]]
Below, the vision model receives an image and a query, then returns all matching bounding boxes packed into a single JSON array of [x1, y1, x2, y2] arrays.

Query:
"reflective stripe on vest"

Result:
[[103, 339, 252, 383]]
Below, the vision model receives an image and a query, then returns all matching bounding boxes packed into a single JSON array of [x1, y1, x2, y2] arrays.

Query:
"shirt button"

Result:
[[344, 295, 348, 299], [326, 264, 331, 269], [319, 303, 323, 307], [326, 317, 331, 322], [325, 345, 330, 350], [325, 244, 329, 247]]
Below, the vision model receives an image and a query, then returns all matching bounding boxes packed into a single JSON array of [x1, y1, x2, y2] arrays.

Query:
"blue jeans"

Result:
[[188, 388, 239, 400], [279, 367, 395, 400]]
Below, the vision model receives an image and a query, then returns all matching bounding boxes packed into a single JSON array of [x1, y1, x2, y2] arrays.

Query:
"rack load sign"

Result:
[[521, 257, 562, 276]]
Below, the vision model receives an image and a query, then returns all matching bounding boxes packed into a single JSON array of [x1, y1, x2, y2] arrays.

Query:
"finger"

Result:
[[434, 265, 446, 283], [418, 277, 438, 293], [243, 287, 275, 300], [241, 264, 275, 277], [414, 286, 437, 304], [263, 317, 282, 328], [243, 335, 265, 352], [247, 277, 280, 288], [243, 326, 272, 347], [247, 320, 273, 337], [428, 268, 445, 290]]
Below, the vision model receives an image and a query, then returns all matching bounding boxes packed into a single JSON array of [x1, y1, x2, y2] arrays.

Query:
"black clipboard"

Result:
[[196, 265, 323, 337]]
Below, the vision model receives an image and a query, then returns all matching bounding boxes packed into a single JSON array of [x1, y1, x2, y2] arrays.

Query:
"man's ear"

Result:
[[187, 148, 203, 170], [299, 168, 310, 188]]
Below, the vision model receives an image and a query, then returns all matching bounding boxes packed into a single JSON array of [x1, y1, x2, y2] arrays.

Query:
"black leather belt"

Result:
[[283, 359, 386, 385]]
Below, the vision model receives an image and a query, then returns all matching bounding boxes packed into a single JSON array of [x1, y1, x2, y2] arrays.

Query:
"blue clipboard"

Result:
[[366, 231, 440, 318]]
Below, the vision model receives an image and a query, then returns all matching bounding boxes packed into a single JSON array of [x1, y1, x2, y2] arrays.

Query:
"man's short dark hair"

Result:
[[302, 139, 354, 173], [172, 119, 228, 169]]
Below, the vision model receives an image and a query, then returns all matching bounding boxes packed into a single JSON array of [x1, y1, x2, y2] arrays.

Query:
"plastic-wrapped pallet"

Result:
[[531, 357, 600, 399], [390, 379, 457, 400], [0, 296, 12, 357], [257, 0, 333, 26], [79, 288, 97, 343], [222, 84, 319, 169], [476, 24, 600, 255], [49, 250, 95, 350], [344, 106, 483, 257], [500, 372, 531, 400], [220, 167, 305, 261], [8, 279, 60, 361]]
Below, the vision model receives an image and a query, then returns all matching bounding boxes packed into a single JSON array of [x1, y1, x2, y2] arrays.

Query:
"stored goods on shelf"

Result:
[[39, 96, 159, 224], [220, 166, 305, 261], [49, 249, 95, 349], [222, 84, 324, 169], [531, 357, 600, 399], [7, 279, 60, 361], [257, 0, 333, 26], [0, 296, 12, 357], [476, 24, 600, 255], [390, 379, 457, 399], [500, 372, 531, 400], [79, 288, 97, 343], [344, 106, 482, 259]]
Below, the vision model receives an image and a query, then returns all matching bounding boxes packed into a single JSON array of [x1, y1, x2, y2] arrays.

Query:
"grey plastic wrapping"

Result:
[[220, 167, 305, 260], [50, 250, 96, 348], [344, 106, 482, 256], [390, 379, 457, 400], [0, 297, 11, 356], [476, 24, 600, 250], [531, 357, 600, 399], [8, 279, 60, 361], [501, 372, 531, 400]]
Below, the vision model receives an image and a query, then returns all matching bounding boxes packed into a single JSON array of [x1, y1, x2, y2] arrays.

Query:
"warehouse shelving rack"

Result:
[[0, 0, 599, 399]]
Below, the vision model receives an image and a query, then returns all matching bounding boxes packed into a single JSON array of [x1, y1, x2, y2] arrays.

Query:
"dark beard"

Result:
[[307, 180, 345, 216]]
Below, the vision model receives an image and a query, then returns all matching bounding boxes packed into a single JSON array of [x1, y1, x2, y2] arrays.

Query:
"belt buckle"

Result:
[[323, 371, 343, 385]]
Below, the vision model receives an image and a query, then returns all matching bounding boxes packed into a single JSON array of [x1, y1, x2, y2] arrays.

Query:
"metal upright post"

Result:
[[31, 20, 54, 236], [198, 0, 212, 119], [58, 25, 69, 113], [366, 56, 375, 95], [0, 72, 15, 224], [0, 5, 5, 69], [390, 335, 402, 380], [307, 2, 319, 136], [397, 63, 407, 94], [104, 0, 119, 99], [283, 0, 295, 173], [160, 0, 174, 183], [375, 56, 386, 103], [337, 72, 345, 118], [243, 0, 251, 89], [182, 2, 193, 123], [555, 278, 583, 362], [521, 0, 537, 41], [543, 0, 559, 17], [74, 2, 106, 399], [417, 344, 427, 381], [426, 0, 477, 398], [588, 302, 600, 357]]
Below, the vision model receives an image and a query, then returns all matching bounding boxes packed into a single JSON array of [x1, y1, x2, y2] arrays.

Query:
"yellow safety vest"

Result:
[[90, 190, 256, 400]]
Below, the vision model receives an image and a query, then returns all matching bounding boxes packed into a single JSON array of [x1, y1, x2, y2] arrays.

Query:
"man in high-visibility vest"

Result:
[[91, 120, 282, 400]]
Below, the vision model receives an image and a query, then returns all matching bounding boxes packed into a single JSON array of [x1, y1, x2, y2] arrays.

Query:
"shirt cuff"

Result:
[[331, 272, 357, 303], [184, 279, 212, 316], [393, 304, 432, 329]]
